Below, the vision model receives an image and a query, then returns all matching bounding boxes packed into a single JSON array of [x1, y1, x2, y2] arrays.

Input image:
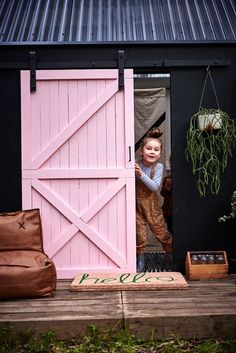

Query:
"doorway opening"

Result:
[[134, 73, 172, 271]]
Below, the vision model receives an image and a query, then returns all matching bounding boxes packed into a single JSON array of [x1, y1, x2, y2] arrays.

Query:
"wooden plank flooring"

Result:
[[0, 276, 236, 339]]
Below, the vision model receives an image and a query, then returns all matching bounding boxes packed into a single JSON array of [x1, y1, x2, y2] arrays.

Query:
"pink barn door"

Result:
[[21, 69, 135, 279]]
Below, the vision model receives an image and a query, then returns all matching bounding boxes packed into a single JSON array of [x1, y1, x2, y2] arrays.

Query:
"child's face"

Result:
[[141, 139, 162, 166]]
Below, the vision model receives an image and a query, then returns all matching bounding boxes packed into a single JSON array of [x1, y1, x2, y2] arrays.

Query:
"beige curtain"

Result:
[[134, 88, 166, 143]]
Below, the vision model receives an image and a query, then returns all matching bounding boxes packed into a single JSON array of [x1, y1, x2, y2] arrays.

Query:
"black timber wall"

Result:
[[0, 42, 235, 273]]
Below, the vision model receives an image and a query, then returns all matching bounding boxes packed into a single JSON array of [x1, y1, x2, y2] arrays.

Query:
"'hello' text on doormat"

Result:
[[70, 272, 188, 291]]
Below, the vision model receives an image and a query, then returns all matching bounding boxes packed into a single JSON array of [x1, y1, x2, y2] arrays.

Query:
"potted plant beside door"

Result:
[[185, 67, 236, 197]]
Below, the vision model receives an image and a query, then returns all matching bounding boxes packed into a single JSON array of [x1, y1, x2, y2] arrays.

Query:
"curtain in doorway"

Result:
[[134, 88, 166, 143]]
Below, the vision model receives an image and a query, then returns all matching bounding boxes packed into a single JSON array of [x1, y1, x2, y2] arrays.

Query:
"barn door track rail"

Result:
[[1, 53, 230, 71], [26, 50, 229, 94]]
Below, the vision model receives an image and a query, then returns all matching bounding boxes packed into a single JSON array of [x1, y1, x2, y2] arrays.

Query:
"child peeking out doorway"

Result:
[[135, 128, 172, 272]]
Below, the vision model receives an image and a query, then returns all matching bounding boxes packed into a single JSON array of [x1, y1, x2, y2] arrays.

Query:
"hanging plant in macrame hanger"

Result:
[[185, 66, 236, 197]]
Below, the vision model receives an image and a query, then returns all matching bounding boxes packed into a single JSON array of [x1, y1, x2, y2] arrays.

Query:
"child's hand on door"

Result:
[[135, 163, 142, 177]]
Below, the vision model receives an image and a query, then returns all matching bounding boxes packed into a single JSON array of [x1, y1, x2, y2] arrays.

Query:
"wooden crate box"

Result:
[[185, 251, 228, 280]]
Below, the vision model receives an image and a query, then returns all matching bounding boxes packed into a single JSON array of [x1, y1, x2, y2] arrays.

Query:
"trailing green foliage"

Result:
[[185, 108, 236, 197], [0, 325, 236, 353], [218, 190, 236, 223]]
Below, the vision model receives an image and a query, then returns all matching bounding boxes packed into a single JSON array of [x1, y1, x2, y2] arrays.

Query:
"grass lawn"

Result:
[[0, 324, 236, 353]]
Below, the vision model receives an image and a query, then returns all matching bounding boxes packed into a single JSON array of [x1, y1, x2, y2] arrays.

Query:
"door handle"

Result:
[[128, 146, 132, 162]]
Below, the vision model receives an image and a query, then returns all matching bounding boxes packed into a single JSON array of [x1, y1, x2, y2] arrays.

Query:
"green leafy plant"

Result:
[[218, 191, 236, 223], [185, 67, 236, 197], [185, 108, 236, 197]]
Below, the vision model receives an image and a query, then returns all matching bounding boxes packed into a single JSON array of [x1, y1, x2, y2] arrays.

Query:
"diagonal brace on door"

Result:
[[32, 179, 127, 267], [32, 79, 119, 169]]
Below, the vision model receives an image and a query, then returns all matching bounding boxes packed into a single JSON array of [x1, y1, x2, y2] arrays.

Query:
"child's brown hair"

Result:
[[140, 128, 163, 150]]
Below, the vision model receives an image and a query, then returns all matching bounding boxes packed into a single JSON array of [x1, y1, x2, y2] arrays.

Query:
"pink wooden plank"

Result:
[[21, 180, 32, 209], [96, 80, 109, 267], [87, 79, 98, 169], [97, 179, 109, 267], [97, 80, 107, 168], [68, 80, 79, 169], [21, 71, 31, 169], [77, 80, 88, 170], [117, 186, 127, 257], [125, 177, 136, 271], [76, 232, 91, 267], [106, 83, 116, 168], [22, 168, 133, 179], [107, 185, 119, 254], [67, 80, 81, 269], [87, 79, 99, 266], [124, 69, 135, 169], [31, 84, 41, 165], [39, 81, 50, 168], [115, 90, 125, 168], [35, 69, 118, 81], [40, 183, 54, 249], [77, 79, 90, 263], [104, 84, 119, 259], [49, 81, 62, 250], [56, 266, 130, 278], [35, 81, 53, 247], [68, 79, 82, 269], [50, 181, 62, 256], [68, 80, 79, 210], [31, 188, 42, 216], [124, 70, 135, 270], [56, 80, 71, 269], [49, 81, 60, 166]]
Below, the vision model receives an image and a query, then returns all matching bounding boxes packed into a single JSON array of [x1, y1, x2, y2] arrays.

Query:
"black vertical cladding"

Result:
[[171, 64, 236, 272], [0, 70, 21, 212]]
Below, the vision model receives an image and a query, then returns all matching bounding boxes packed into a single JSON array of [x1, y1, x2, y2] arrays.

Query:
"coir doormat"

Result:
[[70, 272, 189, 291]]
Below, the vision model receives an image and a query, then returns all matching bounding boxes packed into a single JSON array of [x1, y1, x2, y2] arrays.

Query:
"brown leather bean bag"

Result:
[[0, 209, 56, 299]]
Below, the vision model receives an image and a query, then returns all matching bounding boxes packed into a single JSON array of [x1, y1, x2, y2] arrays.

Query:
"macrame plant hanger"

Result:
[[185, 66, 236, 197], [198, 66, 220, 112]]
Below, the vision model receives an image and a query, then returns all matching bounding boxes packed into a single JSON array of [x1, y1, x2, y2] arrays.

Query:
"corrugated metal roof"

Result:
[[0, 0, 236, 43]]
